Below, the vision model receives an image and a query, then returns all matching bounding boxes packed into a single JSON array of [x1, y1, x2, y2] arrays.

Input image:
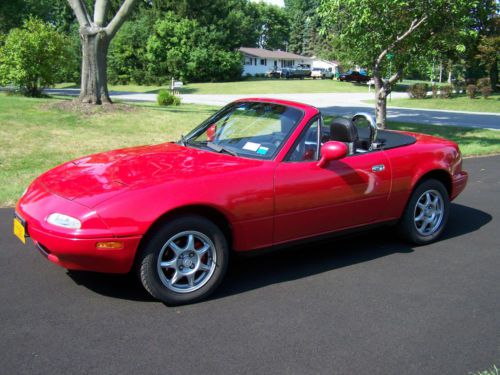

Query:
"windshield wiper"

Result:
[[206, 142, 238, 156]]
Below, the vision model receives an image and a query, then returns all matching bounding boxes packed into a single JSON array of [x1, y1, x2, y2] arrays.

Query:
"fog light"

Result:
[[96, 241, 124, 250]]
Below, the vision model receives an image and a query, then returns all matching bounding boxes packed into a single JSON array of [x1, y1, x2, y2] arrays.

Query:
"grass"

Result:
[[1, 93, 499, 206], [56, 79, 371, 94], [382, 94, 500, 113], [471, 364, 499, 375], [0, 94, 216, 206]]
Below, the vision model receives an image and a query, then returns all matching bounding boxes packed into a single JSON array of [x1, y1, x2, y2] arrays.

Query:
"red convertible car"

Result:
[[14, 99, 468, 305]]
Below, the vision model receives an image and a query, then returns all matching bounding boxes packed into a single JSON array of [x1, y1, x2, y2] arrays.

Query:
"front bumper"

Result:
[[27, 223, 141, 273], [451, 170, 468, 201]]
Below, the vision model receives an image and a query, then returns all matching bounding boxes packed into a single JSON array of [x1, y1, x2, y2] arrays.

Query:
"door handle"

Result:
[[372, 164, 385, 172]]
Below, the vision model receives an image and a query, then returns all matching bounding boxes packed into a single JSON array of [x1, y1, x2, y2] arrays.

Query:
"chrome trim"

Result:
[[352, 113, 378, 150]]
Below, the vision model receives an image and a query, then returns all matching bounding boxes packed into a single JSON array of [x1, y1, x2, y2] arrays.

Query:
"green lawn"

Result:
[[1, 94, 499, 206], [57, 79, 371, 94], [383, 94, 500, 113]]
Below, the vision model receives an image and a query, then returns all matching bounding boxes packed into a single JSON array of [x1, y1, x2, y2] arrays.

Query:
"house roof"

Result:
[[239, 47, 310, 60]]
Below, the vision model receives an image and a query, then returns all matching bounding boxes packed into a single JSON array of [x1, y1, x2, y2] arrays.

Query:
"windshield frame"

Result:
[[182, 101, 305, 161]]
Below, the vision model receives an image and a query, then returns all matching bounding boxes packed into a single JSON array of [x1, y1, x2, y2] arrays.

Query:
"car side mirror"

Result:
[[206, 124, 217, 142], [317, 141, 348, 168]]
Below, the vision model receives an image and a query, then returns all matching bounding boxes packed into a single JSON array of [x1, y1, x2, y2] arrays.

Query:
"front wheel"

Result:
[[398, 179, 450, 245], [138, 215, 229, 305]]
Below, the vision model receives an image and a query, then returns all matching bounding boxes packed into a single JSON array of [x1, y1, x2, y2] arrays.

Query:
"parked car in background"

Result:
[[311, 67, 334, 79], [280, 64, 311, 79], [339, 70, 371, 83]]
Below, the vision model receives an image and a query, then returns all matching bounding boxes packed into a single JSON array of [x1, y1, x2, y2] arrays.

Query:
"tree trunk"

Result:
[[79, 30, 111, 104], [375, 87, 388, 129], [373, 69, 389, 129], [490, 58, 498, 92]]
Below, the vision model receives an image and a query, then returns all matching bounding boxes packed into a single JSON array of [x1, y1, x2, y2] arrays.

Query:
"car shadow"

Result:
[[65, 203, 491, 303]]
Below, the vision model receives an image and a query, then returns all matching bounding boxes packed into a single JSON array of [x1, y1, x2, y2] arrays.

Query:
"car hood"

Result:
[[38, 142, 260, 207]]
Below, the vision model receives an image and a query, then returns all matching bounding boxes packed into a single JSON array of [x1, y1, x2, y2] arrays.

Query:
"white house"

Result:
[[311, 57, 341, 75], [239, 47, 313, 76]]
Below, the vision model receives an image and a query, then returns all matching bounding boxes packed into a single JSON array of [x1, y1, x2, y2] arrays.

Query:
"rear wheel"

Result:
[[138, 215, 229, 305], [398, 179, 449, 245]]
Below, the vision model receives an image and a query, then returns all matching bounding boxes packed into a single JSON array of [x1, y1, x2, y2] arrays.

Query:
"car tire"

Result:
[[398, 179, 450, 245], [138, 214, 229, 305]]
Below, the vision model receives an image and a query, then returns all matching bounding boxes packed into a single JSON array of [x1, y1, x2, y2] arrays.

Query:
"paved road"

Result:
[[45, 88, 500, 130], [1, 156, 499, 375]]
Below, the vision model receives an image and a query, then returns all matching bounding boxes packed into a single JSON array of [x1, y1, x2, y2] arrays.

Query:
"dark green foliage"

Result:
[[477, 77, 493, 98], [108, 13, 155, 85], [408, 83, 429, 99], [439, 85, 453, 99], [145, 13, 243, 83], [157, 89, 181, 106], [466, 84, 477, 98]]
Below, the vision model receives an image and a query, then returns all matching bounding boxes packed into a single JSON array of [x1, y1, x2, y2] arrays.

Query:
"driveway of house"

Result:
[[45, 88, 500, 130], [1, 155, 499, 374]]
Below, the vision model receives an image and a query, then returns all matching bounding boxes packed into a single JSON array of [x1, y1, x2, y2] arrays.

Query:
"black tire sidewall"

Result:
[[399, 179, 450, 245], [139, 215, 229, 305]]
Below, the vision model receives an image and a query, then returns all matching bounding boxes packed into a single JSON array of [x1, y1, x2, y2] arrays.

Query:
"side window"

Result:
[[287, 117, 320, 162]]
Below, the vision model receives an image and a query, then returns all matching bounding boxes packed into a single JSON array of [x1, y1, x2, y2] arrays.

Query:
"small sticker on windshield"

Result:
[[257, 146, 269, 155], [243, 142, 260, 152]]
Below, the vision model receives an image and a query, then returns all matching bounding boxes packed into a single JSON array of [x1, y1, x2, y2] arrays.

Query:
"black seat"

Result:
[[330, 118, 358, 154]]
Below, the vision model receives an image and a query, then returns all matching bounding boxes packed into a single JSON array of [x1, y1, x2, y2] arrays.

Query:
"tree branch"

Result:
[[375, 15, 429, 67], [67, 0, 91, 27], [388, 68, 403, 86], [94, 0, 109, 26], [105, 0, 139, 38]]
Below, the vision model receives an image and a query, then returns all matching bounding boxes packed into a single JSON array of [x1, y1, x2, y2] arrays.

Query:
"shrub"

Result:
[[432, 85, 438, 98], [477, 78, 492, 98], [452, 80, 465, 94], [0, 17, 69, 97], [440, 85, 453, 99], [157, 89, 181, 106], [408, 83, 428, 99], [466, 84, 477, 99]]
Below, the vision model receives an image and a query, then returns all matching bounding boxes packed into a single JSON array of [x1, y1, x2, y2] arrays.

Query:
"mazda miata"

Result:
[[14, 98, 468, 305]]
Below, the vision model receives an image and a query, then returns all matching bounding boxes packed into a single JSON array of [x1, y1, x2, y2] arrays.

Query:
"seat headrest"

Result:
[[330, 118, 358, 143]]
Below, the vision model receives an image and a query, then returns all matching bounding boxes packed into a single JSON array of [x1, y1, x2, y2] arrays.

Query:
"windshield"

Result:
[[183, 102, 303, 160]]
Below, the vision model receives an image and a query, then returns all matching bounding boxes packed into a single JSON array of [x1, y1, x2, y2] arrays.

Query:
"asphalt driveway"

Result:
[[0, 155, 499, 374]]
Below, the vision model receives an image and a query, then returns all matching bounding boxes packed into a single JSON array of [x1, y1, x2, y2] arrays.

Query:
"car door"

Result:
[[273, 117, 392, 244]]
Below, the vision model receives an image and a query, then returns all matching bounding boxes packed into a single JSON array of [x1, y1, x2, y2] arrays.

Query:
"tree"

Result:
[[475, 6, 499, 91], [67, 0, 139, 104], [320, 0, 476, 128], [146, 13, 243, 83], [0, 17, 68, 96], [254, 2, 290, 50]]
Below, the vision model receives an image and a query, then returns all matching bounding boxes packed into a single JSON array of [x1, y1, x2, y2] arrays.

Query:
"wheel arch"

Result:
[[412, 169, 452, 198], [133, 205, 233, 267]]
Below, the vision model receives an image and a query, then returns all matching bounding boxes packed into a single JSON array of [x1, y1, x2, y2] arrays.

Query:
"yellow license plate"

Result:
[[13, 218, 26, 244]]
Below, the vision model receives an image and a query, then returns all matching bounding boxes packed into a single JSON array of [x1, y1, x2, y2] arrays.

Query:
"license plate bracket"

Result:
[[13, 216, 27, 244]]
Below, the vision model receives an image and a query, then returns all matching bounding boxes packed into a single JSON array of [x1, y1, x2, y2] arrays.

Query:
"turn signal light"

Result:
[[96, 241, 124, 250]]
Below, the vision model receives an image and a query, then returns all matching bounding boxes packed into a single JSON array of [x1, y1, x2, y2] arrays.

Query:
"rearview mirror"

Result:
[[317, 141, 348, 168], [206, 124, 217, 142]]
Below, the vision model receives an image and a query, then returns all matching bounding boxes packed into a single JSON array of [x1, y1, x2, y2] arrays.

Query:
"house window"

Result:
[[245, 57, 252, 65], [281, 60, 294, 68], [260, 59, 267, 65]]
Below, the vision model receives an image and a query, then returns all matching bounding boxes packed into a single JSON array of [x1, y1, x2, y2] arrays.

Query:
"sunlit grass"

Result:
[[1, 94, 498, 206]]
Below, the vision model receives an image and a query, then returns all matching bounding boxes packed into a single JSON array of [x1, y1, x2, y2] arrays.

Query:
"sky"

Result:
[[250, 0, 285, 7]]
